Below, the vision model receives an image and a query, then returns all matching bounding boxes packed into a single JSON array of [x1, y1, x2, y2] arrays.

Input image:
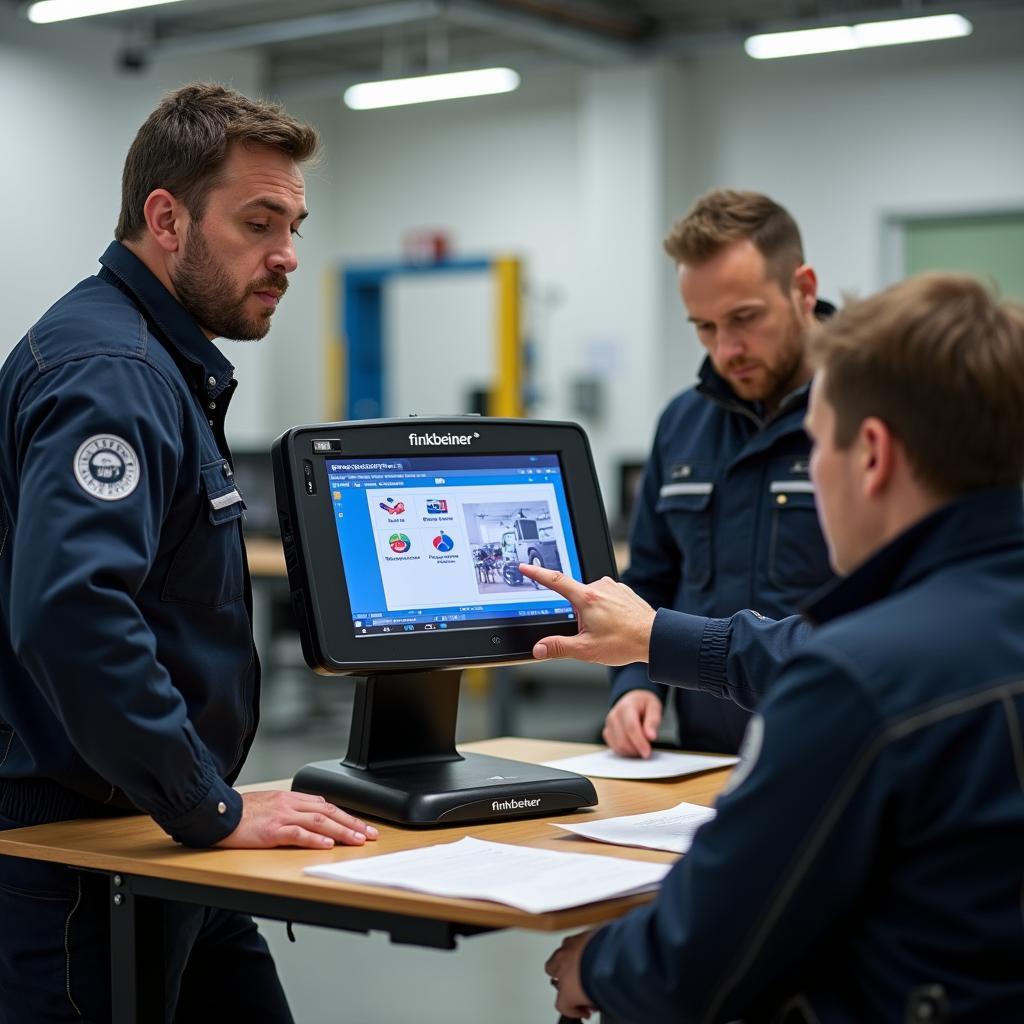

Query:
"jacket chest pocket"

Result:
[[767, 478, 832, 590], [162, 459, 246, 608], [656, 482, 714, 589]]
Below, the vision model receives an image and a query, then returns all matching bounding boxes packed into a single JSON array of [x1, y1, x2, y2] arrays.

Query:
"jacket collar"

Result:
[[804, 486, 1024, 626], [695, 357, 810, 425], [97, 241, 235, 398]]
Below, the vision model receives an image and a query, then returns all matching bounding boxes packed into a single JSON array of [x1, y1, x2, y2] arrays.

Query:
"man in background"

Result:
[[606, 189, 834, 756], [0, 84, 375, 1023], [533, 273, 1024, 1022]]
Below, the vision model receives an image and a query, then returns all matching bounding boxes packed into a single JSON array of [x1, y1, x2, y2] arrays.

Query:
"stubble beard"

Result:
[[172, 224, 286, 341], [728, 304, 808, 409]]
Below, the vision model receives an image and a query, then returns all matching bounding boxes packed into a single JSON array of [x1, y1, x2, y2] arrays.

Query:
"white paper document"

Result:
[[303, 837, 671, 914], [543, 748, 738, 780], [553, 801, 717, 854]]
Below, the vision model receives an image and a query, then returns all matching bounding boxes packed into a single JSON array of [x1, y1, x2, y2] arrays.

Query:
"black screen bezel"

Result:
[[272, 418, 617, 675]]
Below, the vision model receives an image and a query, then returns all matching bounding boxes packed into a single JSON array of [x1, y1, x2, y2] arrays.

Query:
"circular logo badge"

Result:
[[433, 532, 454, 552], [73, 434, 140, 501], [389, 532, 411, 554]]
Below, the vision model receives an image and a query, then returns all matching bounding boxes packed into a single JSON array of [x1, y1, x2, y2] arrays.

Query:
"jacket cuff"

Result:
[[579, 920, 632, 1020], [580, 924, 606, 1012], [696, 615, 731, 697], [161, 777, 242, 848], [647, 608, 707, 690]]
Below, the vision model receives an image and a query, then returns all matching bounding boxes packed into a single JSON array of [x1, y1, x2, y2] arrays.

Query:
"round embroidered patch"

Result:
[[73, 435, 140, 501]]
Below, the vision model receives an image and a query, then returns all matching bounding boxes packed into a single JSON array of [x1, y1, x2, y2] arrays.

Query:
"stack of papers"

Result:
[[553, 801, 716, 854], [304, 836, 671, 914], [543, 748, 737, 780]]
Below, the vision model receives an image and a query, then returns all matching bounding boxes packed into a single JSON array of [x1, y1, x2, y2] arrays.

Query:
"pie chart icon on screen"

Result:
[[433, 533, 455, 552]]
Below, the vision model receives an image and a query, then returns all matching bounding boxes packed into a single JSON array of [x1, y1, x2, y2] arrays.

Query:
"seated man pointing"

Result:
[[523, 273, 1024, 1023]]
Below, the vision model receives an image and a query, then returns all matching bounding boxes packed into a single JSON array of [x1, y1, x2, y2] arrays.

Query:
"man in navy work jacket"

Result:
[[606, 189, 833, 757], [0, 84, 376, 1024], [526, 273, 1024, 1022]]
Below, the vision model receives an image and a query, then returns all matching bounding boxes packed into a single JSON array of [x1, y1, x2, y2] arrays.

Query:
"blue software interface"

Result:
[[326, 454, 583, 637]]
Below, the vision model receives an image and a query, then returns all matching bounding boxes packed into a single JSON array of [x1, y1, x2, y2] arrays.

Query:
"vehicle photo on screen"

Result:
[[463, 500, 564, 593]]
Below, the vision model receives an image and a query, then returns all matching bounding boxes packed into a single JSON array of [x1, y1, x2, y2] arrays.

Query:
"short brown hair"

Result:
[[811, 273, 1024, 496], [663, 189, 804, 288], [116, 82, 320, 242]]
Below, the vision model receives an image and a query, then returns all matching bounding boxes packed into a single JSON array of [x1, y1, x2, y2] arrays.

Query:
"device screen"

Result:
[[325, 453, 583, 636]]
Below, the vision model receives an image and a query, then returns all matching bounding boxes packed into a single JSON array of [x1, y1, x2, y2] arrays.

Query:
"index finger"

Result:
[[518, 564, 588, 603]]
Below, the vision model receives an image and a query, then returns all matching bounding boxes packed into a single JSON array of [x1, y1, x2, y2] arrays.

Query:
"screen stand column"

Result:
[[344, 670, 462, 770], [291, 670, 597, 826]]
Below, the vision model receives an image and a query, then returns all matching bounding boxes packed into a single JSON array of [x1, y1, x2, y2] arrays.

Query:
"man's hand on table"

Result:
[[603, 689, 663, 758], [218, 791, 379, 849], [517, 565, 656, 667], [545, 930, 597, 1019]]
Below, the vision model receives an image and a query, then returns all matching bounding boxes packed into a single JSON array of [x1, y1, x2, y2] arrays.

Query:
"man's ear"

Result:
[[859, 416, 896, 498], [792, 264, 818, 319], [142, 189, 185, 254]]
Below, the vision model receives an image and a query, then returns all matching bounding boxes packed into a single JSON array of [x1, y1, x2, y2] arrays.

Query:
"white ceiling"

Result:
[[11, 0, 1021, 89]]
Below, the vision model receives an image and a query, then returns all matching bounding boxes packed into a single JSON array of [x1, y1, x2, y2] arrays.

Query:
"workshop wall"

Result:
[[3, 4, 1022, 485]]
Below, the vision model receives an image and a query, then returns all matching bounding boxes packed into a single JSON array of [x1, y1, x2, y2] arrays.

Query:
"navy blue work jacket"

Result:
[[585, 486, 1024, 1023], [611, 329, 833, 752], [0, 242, 258, 848]]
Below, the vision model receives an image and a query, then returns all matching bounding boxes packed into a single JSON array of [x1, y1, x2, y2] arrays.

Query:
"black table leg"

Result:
[[109, 873, 165, 1024]]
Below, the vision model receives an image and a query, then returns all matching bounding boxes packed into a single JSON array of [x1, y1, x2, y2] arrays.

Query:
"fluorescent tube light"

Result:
[[745, 13, 972, 59], [853, 13, 972, 47], [745, 25, 857, 59], [26, 0, 183, 23], [344, 68, 521, 110]]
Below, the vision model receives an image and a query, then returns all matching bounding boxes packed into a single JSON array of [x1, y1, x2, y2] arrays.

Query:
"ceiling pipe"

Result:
[[444, 0, 638, 62], [150, 0, 445, 59], [487, 0, 653, 40], [148, 0, 639, 64]]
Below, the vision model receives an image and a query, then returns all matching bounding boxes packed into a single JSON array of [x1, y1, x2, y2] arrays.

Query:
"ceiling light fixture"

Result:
[[26, 0, 183, 24], [344, 68, 521, 110], [745, 13, 972, 60]]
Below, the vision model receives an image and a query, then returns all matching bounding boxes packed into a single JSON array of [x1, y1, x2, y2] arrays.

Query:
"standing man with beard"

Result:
[[605, 190, 834, 757], [0, 84, 376, 1024]]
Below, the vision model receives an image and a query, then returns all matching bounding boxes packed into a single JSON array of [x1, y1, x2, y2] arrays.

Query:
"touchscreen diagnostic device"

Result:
[[272, 417, 617, 825]]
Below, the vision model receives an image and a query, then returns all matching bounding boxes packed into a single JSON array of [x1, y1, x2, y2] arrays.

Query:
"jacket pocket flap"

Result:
[[769, 479, 816, 509], [200, 461, 246, 524]]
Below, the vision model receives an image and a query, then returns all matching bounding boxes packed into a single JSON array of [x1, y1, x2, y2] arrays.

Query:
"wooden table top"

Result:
[[0, 738, 728, 933]]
